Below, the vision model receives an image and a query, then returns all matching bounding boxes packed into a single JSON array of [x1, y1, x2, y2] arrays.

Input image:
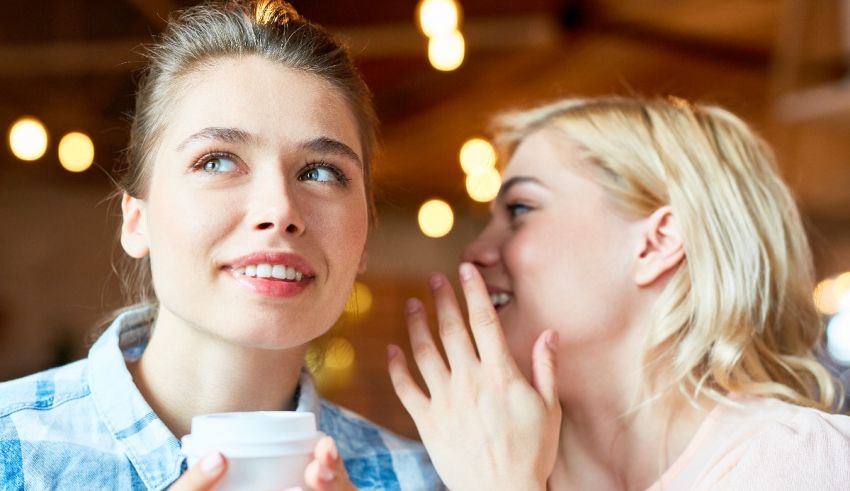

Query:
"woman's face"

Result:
[[462, 129, 641, 375], [121, 56, 368, 349]]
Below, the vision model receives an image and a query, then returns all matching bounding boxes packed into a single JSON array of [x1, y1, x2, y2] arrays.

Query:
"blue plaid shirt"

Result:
[[0, 308, 441, 490]]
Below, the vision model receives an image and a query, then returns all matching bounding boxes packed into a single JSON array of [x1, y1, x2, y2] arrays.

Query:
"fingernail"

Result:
[[429, 273, 443, 289], [459, 262, 474, 281], [545, 331, 560, 350], [319, 466, 336, 482], [405, 297, 422, 314], [387, 344, 400, 360], [199, 452, 224, 475], [327, 438, 339, 461]]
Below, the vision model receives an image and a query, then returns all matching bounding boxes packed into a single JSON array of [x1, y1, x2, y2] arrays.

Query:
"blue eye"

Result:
[[299, 163, 348, 185], [506, 202, 531, 218], [202, 156, 237, 173]]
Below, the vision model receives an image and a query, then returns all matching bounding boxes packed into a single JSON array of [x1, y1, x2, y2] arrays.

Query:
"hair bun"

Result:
[[253, 0, 303, 26]]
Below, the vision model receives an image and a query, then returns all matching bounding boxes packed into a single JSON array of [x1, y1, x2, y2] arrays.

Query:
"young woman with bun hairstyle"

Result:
[[0, 2, 439, 490]]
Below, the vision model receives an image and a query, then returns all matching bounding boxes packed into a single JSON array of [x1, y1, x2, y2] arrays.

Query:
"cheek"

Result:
[[310, 195, 369, 267], [147, 188, 239, 259]]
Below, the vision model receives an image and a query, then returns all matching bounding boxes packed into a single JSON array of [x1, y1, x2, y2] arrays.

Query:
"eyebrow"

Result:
[[175, 128, 362, 167], [496, 176, 545, 201], [176, 127, 256, 151], [302, 136, 362, 168]]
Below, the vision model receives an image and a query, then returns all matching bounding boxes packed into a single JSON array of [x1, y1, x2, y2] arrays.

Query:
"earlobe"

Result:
[[634, 206, 684, 287], [120, 192, 150, 259]]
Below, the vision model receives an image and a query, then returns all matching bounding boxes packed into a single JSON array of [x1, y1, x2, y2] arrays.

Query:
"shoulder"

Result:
[[0, 359, 90, 419], [724, 398, 850, 489], [318, 399, 442, 491], [0, 360, 145, 490]]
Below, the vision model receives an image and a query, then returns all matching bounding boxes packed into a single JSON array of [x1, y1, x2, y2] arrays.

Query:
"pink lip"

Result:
[[224, 251, 316, 298], [486, 284, 512, 295]]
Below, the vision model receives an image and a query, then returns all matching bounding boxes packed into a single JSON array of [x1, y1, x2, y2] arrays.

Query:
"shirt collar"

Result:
[[88, 306, 182, 490], [88, 305, 323, 489]]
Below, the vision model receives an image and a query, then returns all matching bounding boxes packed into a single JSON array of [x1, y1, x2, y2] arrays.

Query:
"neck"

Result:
[[549, 327, 714, 491], [128, 307, 308, 438]]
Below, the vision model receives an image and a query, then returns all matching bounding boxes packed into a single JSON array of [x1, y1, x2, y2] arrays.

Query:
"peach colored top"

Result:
[[645, 395, 850, 490]]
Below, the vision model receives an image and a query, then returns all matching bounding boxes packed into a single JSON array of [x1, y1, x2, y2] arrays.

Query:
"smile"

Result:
[[490, 292, 513, 308], [233, 263, 305, 281]]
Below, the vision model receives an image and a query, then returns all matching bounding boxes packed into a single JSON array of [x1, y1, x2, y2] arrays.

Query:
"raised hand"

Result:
[[387, 263, 561, 491]]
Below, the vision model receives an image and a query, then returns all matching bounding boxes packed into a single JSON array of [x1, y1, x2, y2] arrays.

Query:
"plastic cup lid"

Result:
[[189, 411, 317, 445]]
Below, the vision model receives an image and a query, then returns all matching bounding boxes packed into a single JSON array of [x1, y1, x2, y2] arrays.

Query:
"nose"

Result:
[[250, 174, 306, 236], [462, 222, 501, 269]]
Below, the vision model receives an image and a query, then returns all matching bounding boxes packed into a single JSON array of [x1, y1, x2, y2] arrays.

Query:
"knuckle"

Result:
[[411, 342, 438, 363], [469, 307, 498, 328]]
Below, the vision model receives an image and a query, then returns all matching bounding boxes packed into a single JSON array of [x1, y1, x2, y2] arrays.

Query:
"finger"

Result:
[[387, 344, 429, 418], [531, 330, 561, 410], [305, 437, 357, 491], [428, 273, 478, 370], [170, 453, 227, 491], [458, 263, 514, 366], [405, 297, 449, 393]]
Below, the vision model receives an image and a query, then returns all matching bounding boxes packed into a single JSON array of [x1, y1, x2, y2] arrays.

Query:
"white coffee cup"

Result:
[[181, 411, 322, 490]]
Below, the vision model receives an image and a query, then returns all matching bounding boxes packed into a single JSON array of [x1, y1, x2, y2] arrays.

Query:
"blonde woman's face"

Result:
[[462, 129, 641, 376], [120, 56, 368, 349]]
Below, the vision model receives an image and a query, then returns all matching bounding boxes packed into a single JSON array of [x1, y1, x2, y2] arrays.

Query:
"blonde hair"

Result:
[[492, 96, 837, 411], [115, 0, 377, 306]]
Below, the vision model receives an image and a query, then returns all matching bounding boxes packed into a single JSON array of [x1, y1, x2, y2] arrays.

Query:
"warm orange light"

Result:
[[428, 30, 465, 71], [465, 167, 501, 202], [417, 0, 460, 37], [418, 199, 454, 238], [8, 116, 48, 161], [58, 131, 95, 172]]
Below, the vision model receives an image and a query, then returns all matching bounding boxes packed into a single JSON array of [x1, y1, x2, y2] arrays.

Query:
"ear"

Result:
[[357, 249, 368, 274], [120, 192, 150, 259], [634, 206, 684, 287]]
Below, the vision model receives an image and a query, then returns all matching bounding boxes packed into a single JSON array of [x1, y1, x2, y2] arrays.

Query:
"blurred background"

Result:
[[2, 0, 850, 438]]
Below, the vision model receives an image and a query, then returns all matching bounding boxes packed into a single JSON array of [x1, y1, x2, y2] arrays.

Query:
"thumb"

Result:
[[531, 330, 560, 409], [170, 452, 227, 491]]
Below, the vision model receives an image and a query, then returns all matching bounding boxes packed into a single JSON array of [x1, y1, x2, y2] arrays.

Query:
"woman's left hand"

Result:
[[387, 263, 562, 491]]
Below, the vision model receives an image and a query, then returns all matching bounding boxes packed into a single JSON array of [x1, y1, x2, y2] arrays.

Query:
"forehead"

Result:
[[160, 55, 362, 158], [504, 128, 583, 178]]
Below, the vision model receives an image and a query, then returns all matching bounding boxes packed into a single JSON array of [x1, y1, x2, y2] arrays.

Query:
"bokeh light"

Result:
[[834, 272, 850, 301], [417, 0, 460, 37], [324, 337, 356, 370], [827, 311, 850, 365], [428, 30, 465, 71], [58, 131, 95, 173], [465, 167, 501, 202], [814, 278, 840, 316], [459, 138, 496, 176], [8, 116, 48, 161], [343, 281, 373, 316], [418, 199, 454, 238]]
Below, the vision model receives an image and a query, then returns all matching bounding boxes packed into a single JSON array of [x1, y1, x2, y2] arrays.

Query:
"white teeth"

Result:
[[237, 263, 306, 281], [256, 264, 272, 278], [490, 292, 513, 307]]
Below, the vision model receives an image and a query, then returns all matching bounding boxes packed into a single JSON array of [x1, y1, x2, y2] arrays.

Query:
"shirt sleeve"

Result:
[[721, 409, 850, 490]]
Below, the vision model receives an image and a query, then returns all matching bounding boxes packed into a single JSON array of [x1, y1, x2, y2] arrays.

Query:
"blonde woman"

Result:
[[0, 2, 438, 490], [388, 96, 850, 490]]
